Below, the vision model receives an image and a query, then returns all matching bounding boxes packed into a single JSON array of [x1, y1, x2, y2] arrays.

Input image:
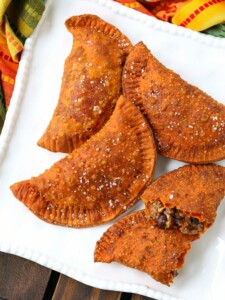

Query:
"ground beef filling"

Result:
[[148, 200, 205, 235]]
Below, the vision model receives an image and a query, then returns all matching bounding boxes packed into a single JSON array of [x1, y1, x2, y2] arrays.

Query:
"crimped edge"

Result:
[[94, 210, 148, 262], [122, 41, 148, 109], [11, 96, 157, 228], [65, 14, 132, 54], [1, 0, 225, 162], [123, 41, 225, 164], [94, 210, 194, 286], [1, 0, 225, 299], [37, 13, 132, 153]]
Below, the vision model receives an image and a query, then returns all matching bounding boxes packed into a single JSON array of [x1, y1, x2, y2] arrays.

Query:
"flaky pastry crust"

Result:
[[38, 14, 132, 153], [94, 210, 195, 286], [11, 96, 156, 227], [123, 41, 225, 163], [141, 164, 225, 234]]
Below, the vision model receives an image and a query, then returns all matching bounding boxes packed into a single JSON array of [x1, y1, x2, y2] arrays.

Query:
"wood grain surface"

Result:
[[0, 252, 155, 300], [0, 252, 51, 300]]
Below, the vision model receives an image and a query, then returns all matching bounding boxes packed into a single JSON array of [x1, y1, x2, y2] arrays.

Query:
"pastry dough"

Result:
[[94, 210, 195, 286], [123, 41, 225, 163], [10, 96, 156, 227], [38, 14, 132, 153], [141, 164, 225, 235]]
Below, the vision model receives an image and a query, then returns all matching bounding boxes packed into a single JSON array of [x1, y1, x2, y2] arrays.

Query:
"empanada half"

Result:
[[94, 210, 195, 286], [38, 14, 132, 153], [141, 164, 225, 235], [123, 41, 225, 163], [10, 96, 156, 227]]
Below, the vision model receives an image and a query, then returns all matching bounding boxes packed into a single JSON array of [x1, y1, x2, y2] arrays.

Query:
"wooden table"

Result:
[[0, 251, 156, 300]]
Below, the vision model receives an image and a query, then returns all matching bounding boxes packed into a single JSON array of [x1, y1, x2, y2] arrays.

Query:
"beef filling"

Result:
[[148, 200, 205, 235]]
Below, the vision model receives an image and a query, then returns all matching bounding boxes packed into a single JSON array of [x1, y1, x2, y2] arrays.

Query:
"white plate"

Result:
[[1, 1, 225, 299]]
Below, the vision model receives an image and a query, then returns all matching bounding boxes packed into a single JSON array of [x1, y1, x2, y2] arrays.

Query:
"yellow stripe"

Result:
[[5, 2, 43, 38], [0, 0, 11, 21], [189, 5, 225, 31], [5, 19, 23, 62], [1, 74, 15, 85], [124, 3, 142, 9], [16, 17, 33, 37], [172, 0, 225, 31]]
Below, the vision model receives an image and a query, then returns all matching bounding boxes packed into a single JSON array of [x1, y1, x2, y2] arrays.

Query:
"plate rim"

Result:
[[1, 1, 225, 299]]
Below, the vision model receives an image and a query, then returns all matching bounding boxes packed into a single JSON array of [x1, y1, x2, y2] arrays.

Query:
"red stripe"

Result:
[[194, 9, 200, 15], [179, 0, 225, 28], [0, 51, 14, 62]]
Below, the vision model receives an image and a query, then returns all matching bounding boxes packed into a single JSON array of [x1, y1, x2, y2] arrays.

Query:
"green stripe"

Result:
[[21, 1, 45, 30], [5, 14, 26, 44], [203, 24, 225, 38], [7, 0, 45, 35]]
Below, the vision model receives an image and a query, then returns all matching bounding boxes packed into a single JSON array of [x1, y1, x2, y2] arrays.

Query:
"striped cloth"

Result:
[[172, 0, 225, 31], [114, 0, 225, 33], [0, 0, 45, 133]]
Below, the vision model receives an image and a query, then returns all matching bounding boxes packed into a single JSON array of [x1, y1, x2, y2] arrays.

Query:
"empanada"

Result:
[[123, 41, 225, 163], [141, 164, 225, 235], [38, 15, 132, 153], [10, 96, 156, 227], [94, 210, 195, 286]]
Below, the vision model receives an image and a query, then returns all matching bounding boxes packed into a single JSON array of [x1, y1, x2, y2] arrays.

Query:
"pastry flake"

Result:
[[94, 210, 195, 286], [10, 96, 156, 227], [141, 164, 225, 235], [123, 41, 225, 163], [38, 14, 132, 153]]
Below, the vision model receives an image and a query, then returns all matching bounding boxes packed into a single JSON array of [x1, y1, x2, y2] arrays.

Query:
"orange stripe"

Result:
[[1, 74, 15, 85], [6, 31, 23, 52], [114, 0, 153, 16]]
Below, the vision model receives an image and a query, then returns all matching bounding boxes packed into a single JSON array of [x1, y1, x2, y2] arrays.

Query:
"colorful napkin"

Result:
[[172, 0, 225, 31], [0, 0, 45, 133], [115, 0, 225, 32]]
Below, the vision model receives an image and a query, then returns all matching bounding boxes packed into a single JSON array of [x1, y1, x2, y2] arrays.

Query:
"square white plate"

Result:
[[1, 1, 225, 299]]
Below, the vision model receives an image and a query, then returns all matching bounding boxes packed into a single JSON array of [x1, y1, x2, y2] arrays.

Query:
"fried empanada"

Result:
[[141, 164, 225, 235], [94, 210, 195, 286], [10, 96, 156, 227], [38, 15, 132, 153], [123, 41, 225, 163]]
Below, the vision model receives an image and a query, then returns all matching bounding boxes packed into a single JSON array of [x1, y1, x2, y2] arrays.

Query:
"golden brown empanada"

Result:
[[94, 210, 195, 286], [38, 14, 132, 153], [141, 164, 225, 235], [10, 96, 156, 227], [123, 41, 225, 163]]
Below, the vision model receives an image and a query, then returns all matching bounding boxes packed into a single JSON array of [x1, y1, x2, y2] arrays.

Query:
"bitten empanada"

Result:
[[141, 164, 225, 235], [94, 210, 195, 286], [123, 41, 225, 163], [38, 15, 132, 153], [10, 96, 156, 227]]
